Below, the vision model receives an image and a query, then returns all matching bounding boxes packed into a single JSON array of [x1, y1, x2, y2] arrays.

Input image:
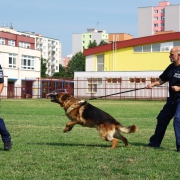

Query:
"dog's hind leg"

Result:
[[99, 124, 119, 148], [63, 121, 78, 133], [110, 138, 118, 148], [114, 130, 129, 146]]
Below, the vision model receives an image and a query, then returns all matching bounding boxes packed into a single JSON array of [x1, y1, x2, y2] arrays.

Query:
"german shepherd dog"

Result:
[[49, 92, 138, 148]]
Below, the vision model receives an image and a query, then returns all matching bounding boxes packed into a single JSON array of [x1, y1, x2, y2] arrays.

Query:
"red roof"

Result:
[[83, 32, 180, 56]]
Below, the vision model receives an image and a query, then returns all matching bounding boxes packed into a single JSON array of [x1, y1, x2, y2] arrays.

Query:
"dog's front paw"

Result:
[[63, 126, 73, 133], [63, 129, 68, 133]]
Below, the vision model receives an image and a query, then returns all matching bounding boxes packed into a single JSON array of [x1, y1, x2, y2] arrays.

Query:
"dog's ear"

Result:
[[61, 93, 72, 101]]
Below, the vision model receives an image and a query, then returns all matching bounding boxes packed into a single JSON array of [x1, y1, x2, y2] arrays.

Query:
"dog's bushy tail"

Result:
[[118, 125, 138, 133]]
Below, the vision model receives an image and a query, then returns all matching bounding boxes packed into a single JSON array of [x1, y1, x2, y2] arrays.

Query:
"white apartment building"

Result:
[[21, 32, 62, 76], [0, 26, 41, 98], [138, 1, 180, 37], [72, 28, 108, 55]]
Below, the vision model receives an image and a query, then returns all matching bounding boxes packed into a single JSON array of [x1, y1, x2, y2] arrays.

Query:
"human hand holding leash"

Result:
[[146, 79, 166, 89], [146, 84, 154, 89]]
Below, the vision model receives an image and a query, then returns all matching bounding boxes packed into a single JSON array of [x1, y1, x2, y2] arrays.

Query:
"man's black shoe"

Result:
[[4, 141, 12, 151]]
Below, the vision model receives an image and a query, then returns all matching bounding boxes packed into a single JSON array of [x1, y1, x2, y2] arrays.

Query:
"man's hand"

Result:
[[171, 86, 180, 92], [146, 79, 165, 89], [146, 84, 153, 89]]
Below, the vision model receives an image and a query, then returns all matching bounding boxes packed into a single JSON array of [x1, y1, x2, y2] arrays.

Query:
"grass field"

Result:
[[0, 99, 180, 180]]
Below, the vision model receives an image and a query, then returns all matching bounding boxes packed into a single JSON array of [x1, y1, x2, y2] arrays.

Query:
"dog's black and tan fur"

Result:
[[50, 92, 137, 148]]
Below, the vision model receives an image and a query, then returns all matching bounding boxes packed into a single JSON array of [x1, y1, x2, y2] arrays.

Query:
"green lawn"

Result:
[[0, 99, 179, 180]]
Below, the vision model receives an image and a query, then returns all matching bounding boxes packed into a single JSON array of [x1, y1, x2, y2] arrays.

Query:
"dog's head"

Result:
[[49, 92, 72, 107]]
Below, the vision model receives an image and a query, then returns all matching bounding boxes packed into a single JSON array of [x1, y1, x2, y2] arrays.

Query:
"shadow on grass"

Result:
[[33, 142, 112, 148], [27, 142, 176, 152], [131, 142, 165, 149], [29, 141, 148, 148], [130, 142, 146, 146]]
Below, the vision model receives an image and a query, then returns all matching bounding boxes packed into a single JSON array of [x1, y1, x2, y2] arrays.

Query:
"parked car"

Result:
[[46, 89, 68, 98]]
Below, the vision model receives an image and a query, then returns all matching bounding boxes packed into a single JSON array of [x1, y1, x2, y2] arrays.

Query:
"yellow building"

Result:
[[74, 32, 180, 99], [84, 32, 180, 72]]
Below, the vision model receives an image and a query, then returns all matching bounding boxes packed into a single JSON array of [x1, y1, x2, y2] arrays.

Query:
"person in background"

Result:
[[146, 46, 180, 153], [0, 64, 12, 151]]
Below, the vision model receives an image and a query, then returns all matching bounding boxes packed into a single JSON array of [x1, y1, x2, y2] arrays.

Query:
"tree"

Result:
[[87, 40, 97, 48], [67, 51, 85, 77], [98, 40, 108, 46], [41, 57, 48, 77], [52, 64, 68, 77]]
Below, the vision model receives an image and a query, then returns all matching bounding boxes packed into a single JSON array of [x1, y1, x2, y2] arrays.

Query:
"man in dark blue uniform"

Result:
[[146, 46, 180, 152], [0, 64, 12, 151]]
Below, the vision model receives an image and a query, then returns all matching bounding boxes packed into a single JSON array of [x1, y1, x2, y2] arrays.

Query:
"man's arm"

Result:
[[0, 82, 4, 94], [146, 79, 166, 89], [171, 86, 180, 92]]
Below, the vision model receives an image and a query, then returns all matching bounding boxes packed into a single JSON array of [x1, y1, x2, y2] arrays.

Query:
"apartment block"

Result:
[[21, 32, 62, 76], [0, 26, 41, 98], [138, 1, 180, 37], [72, 28, 108, 55], [61, 54, 72, 67]]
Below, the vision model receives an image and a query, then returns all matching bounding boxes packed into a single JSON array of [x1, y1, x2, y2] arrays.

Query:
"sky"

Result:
[[1, 0, 180, 57]]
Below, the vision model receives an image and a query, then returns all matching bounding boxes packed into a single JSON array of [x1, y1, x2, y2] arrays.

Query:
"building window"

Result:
[[154, 24, 158, 27], [152, 44, 160, 52], [87, 78, 102, 93], [19, 42, 30, 49], [87, 78, 102, 84], [106, 78, 121, 84], [174, 41, 180, 46], [97, 54, 104, 71], [161, 42, 173, 52], [134, 46, 143, 52], [143, 45, 151, 52], [8, 40, 15, 46], [21, 55, 35, 70], [88, 84, 97, 93], [129, 78, 135, 83], [161, 9, 165, 13], [150, 78, 159, 83], [161, 23, 165, 27], [161, 46, 170, 52], [89, 35, 91, 38], [161, 16, 165, 20], [0, 38, 5, 45], [9, 54, 17, 68], [129, 78, 146, 84], [154, 17, 158, 20], [154, 10, 158, 13], [134, 42, 176, 53]]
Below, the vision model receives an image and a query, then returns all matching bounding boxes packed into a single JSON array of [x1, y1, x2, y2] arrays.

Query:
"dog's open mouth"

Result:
[[48, 93, 60, 104], [51, 99, 59, 103]]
